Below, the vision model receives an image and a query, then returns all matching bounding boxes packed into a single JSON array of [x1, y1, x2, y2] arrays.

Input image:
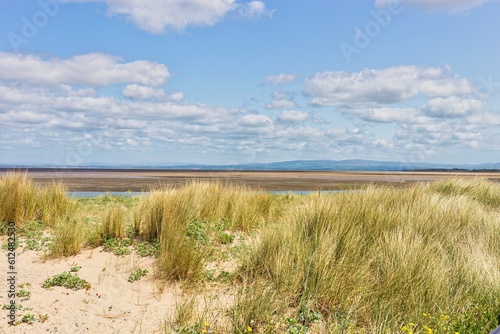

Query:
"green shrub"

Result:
[[42, 272, 91, 290]]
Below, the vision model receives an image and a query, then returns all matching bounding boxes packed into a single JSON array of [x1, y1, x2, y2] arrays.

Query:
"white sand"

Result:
[[0, 247, 187, 333]]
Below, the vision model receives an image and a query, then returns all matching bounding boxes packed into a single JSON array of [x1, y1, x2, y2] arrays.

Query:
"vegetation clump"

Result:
[[42, 272, 91, 291], [128, 268, 149, 282]]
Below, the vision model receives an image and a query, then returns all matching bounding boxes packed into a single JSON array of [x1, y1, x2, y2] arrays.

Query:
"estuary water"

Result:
[[67, 190, 349, 198]]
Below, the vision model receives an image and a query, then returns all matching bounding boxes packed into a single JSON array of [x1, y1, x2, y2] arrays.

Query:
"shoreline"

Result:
[[1, 168, 499, 192]]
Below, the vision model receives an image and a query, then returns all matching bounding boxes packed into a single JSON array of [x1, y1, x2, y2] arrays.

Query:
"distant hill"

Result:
[[1, 159, 499, 171], [164, 159, 500, 171]]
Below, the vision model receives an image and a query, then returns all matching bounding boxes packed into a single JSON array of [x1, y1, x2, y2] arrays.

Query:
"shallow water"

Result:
[[67, 190, 350, 198], [67, 191, 147, 198]]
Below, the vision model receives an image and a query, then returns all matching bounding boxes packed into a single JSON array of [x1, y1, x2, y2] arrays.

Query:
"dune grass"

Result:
[[101, 205, 128, 240], [49, 215, 85, 257], [238, 179, 500, 333], [1, 173, 499, 333], [133, 181, 282, 281], [0, 172, 74, 227]]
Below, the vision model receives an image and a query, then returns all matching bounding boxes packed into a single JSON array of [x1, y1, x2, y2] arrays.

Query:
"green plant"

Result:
[[217, 232, 235, 245], [134, 241, 159, 257], [21, 313, 36, 324], [102, 237, 132, 256], [42, 272, 91, 290], [70, 265, 81, 272], [16, 289, 31, 301], [187, 220, 208, 245], [49, 215, 84, 257], [2, 303, 22, 310], [128, 268, 149, 283]]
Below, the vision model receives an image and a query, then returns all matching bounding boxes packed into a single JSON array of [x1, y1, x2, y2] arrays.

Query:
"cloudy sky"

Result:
[[0, 0, 499, 166]]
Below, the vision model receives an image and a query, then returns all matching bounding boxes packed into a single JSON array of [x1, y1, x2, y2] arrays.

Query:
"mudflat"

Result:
[[2, 168, 499, 191]]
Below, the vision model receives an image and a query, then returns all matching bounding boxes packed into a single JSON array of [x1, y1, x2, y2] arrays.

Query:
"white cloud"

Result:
[[237, 1, 273, 19], [265, 91, 297, 109], [356, 107, 426, 123], [468, 112, 500, 125], [168, 92, 185, 102], [0, 51, 497, 165], [277, 110, 309, 123], [122, 84, 165, 99], [62, 0, 271, 33], [375, 0, 493, 13], [421, 96, 484, 118], [264, 73, 298, 85], [265, 99, 297, 109], [0, 53, 170, 87], [239, 114, 273, 127], [303, 65, 473, 107]]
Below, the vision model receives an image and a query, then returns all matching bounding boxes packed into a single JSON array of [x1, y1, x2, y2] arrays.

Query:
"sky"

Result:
[[0, 0, 499, 166]]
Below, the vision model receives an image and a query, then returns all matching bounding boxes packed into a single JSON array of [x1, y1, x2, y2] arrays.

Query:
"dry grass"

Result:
[[49, 215, 85, 257], [133, 181, 282, 281], [1, 173, 499, 333], [102, 205, 128, 239], [238, 179, 500, 332], [0, 172, 74, 227]]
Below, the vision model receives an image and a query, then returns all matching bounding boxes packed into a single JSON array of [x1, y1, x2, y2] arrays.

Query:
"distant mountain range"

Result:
[[1, 159, 500, 171]]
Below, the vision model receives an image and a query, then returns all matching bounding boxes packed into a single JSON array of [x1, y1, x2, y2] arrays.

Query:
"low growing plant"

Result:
[[128, 268, 149, 283], [42, 272, 91, 291], [102, 237, 132, 255]]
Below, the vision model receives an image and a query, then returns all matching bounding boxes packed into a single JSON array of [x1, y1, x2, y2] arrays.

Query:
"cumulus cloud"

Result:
[[122, 84, 165, 99], [420, 96, 484, 118], [1, 51, 497, 165], [264, 73, 298, 85], [277, 110, 309, 123], [303, 65, 473, 107], [168, 92, 185, 102], [375, 0, 493, 13], [0, 53, 170, 87], [265, 99, 297, 109], [468, 112, 500, 126], [355, 107, 426, 123], [239, 114, 273, 127], [62, 0, 272, 33], [265, 91, 297, 109]]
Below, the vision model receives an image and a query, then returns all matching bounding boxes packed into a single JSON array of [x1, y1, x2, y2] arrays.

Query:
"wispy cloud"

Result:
[[264, 73, 298, 85], [62, 0, 272, 33]]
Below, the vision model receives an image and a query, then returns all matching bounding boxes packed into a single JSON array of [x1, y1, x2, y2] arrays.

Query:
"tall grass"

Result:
[[239, 180, 500, 332], [0, 172, 38, 224], [2, 172, 499, 331], [133, 181, 282, 281], [101, 205, 128, 239], [0, 172, 74, 227], [39, 181, 75, 227], [49, 215, 84, 257]]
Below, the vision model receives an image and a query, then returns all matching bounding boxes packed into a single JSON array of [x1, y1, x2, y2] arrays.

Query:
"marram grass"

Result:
[[1, 173, 499, 333], [0, 172, 74, 227], [239, 179, 500, 333]]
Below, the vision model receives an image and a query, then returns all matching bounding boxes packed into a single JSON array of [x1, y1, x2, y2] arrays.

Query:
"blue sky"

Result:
[[0, 0, 499, 166]]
